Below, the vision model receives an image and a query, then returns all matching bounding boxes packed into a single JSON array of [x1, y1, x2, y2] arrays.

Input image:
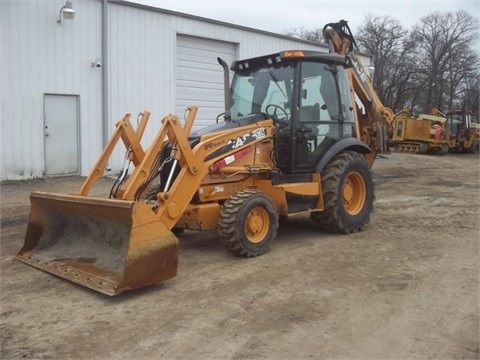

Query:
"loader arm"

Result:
[[79, 108, 199, 198], [81, 104, 275, 231], [79, 111, 150, 196], [146, 119, 275, 230]]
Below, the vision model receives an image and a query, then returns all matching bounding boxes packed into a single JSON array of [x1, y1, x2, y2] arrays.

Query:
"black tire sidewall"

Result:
[[316, 151, 374, 233], [234, 193, 278, 255], [335, 154, 374, 228]]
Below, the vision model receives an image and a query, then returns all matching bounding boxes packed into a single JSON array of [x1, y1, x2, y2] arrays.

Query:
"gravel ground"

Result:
[[1, 152, 479, 359]]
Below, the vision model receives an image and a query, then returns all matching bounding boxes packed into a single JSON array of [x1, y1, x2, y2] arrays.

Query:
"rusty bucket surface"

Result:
[[17, 191, 178, 296]]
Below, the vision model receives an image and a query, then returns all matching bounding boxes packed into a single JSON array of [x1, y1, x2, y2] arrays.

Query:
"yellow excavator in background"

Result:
[[17, 20, 393, 295], [391, 106, 479, 154], [391, 108, 448, 154]]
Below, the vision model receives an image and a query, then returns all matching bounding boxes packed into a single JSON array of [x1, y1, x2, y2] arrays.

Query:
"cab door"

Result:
[[293, 61, 355, 172]]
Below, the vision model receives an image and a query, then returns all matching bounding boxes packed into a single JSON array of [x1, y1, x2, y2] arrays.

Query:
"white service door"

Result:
[[44, 94, 80, 175]]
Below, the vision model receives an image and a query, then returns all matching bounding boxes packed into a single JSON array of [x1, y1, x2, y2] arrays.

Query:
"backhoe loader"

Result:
[[444, 108, 479, 153], [17, 20, 393, 295]]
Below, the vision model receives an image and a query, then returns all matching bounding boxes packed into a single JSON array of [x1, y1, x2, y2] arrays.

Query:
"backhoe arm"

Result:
[[323, 20, 394, 160]]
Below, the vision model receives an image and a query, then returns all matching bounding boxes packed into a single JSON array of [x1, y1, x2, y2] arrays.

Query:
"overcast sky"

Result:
[[130, 0, 479, 36]]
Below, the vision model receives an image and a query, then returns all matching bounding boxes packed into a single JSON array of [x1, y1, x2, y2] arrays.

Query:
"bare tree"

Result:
[[284, 27, 323, 43], [463, 77, 480, 118], [412, 10, 479, 112], [356, 14, 416, 111], [444, 46, 479, 109], [283, 11, 479, 115]]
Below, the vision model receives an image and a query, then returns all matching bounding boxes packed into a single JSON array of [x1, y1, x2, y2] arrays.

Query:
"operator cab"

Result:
[[446, 110, 470, 139], [229, 50, 357, 173]]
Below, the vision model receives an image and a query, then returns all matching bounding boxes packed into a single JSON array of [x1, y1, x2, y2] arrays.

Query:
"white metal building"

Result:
[[1, 0, 371, 180]]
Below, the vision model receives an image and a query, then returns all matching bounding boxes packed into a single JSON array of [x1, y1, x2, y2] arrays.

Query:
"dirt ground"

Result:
[[1, 152, 479, 360]]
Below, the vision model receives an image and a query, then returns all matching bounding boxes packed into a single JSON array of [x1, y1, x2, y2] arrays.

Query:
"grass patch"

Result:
[[1, 177, 46, 186]]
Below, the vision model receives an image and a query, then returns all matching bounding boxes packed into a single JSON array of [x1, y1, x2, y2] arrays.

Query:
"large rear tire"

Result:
[[312, 151, 374, 234], [218, 189, 278, 257]]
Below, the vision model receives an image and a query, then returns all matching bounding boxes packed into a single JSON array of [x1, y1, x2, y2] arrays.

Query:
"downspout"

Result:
[[102, 0, 109, 147]]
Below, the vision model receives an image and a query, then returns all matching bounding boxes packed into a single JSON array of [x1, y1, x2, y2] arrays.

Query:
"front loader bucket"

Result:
[[17, 192, 178, 296]]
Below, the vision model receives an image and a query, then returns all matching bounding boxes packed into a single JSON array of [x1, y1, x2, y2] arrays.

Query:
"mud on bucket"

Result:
[[17, 191, 178, 296]]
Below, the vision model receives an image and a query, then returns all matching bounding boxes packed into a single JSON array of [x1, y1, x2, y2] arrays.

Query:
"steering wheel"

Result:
[[266, 104, 289, 128]]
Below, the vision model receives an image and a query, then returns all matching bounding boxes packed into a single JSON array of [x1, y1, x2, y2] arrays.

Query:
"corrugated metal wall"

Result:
[[1, 0, 103, 180], [1, 0, 371, 179]]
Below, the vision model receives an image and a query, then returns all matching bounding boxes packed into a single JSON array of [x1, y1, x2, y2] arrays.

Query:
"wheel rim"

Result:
[[342, 171, 366, 216], [245, 207, 270, 243]]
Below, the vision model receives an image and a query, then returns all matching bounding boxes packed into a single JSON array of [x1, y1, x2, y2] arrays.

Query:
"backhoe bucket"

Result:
[[17, 192, 178, 296]]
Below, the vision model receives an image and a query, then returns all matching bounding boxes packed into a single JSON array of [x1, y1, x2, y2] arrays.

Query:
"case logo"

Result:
[[226, 128, 266, 150]]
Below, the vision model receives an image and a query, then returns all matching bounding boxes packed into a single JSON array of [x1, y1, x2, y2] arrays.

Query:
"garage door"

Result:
[[176, 35, 237, 132]]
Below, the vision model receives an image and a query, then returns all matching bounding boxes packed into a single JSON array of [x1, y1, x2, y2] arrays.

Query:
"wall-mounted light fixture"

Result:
[[57, 1, 75, 25]]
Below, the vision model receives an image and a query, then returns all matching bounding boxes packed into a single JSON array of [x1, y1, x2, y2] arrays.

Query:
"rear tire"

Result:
[[218, 190, 278, 257], [312, 151, 374, 234]]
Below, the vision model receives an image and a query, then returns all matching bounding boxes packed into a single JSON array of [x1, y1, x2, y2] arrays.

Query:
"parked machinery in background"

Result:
[[444, 108, 479, 153], [391, 108, 448, 154]]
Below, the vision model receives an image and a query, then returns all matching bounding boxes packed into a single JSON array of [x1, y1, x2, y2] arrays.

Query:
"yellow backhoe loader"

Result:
[[444, 108, 479, 153], [17, 20, 393, 295]]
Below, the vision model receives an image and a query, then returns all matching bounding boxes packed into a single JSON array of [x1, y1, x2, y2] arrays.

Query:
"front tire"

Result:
[[312, 151, 374, 233], [218, 190, 278, 257]]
